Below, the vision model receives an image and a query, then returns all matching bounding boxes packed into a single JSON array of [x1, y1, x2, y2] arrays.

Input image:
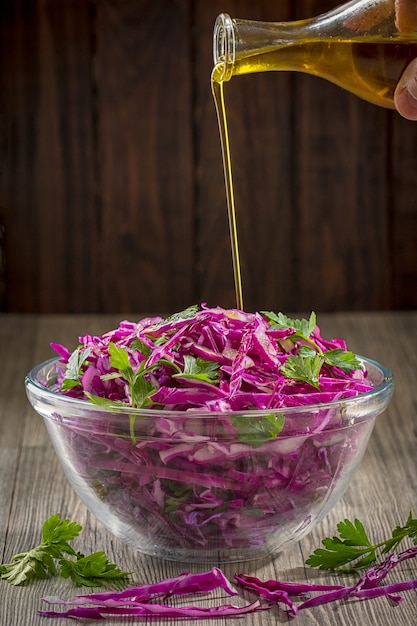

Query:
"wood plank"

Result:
[[390, 114, 417, 309], [0, 220, 5, 311], [95, 0, 194, 314], [0, 314, 38, 447], [0, 0, 97, 313], [292, 0, 391, 312]]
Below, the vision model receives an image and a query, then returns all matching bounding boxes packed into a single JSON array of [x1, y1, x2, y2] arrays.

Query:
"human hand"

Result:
[[394, 58, 417, 120], [394, 0, 417, 119]]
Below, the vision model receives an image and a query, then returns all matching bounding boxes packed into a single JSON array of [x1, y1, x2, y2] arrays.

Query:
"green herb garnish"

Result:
[[281, 354, 323, 390], [306, 511, 417, 572], [59, 551, 130, 587], [232, 412, 285, 448], [262, 311, 317, 346], [322, 349, 362, 374], [263, 311, 361, 389], [60, 347, 92, 391], [173, 355, 220, 384], [95, 342, 180, 410], [0, 514, 130, 587]]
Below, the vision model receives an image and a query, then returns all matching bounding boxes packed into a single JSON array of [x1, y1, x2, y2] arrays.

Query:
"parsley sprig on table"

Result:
[[59, 552, 130, 588], [0, 514, 130, 587], [306, 511, 417, 572]]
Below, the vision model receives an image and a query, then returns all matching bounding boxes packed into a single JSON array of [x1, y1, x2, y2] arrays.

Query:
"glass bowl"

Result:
[[25, 356, 393, 563]]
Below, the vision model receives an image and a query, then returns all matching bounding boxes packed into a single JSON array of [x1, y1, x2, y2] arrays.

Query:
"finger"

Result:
[[394, 58, 417, 120], [395, 0, 417, 32]]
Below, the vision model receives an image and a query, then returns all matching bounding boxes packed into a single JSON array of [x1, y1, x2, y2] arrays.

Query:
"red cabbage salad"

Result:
[[45, 305, 378, 554], [51, 305, 371, 412]]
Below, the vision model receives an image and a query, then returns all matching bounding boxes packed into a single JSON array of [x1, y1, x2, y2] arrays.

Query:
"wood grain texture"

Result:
[[391, 113, 417, 310], [0, 0, 417, 314], [0, 0, 97, 313], [291, 0, 391, 312], [0, 312, 416, 625], [95, 0, 195, 313]]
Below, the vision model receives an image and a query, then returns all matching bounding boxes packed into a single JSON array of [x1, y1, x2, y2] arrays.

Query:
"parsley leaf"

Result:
[[173, 356, 220, 383], [103, 343, 180, 410], [130, 338, 152, 357], [108, 343, 134, 384], [232, 413, 285, 448], [41, 513, 82, 552], [263, 311, 362, 381], [59, 552, 131, 587], [84, 393, 126, 407], [323, 349, 361, 373], [262, 311, 317, 343], [60, 348, 92, 391], [0, 514, 130, 587], [383, 511, 417, 553], [306, 510, 417, 572], [0, 514, 80, 586], [164, 305, 200, 323], [165, 484, 194, 515], [150, 305, 200, 332], [131, 375, 154, 408], [281, 355, 323, 390], [0, 546, 57, 586], [262, 311, 317, 339]]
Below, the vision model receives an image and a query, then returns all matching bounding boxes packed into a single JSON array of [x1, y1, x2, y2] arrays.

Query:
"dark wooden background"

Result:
[[1, 0, 416, 315]]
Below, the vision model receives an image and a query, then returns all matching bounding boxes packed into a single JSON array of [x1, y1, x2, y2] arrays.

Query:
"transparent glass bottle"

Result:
[[213, 0, 417, 108]]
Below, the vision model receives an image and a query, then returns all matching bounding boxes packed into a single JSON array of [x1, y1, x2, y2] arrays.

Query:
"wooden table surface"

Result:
[[1, 312, 416, 625]]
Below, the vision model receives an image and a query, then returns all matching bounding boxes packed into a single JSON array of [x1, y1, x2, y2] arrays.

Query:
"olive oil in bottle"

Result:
[[213, 35, 417, 109]]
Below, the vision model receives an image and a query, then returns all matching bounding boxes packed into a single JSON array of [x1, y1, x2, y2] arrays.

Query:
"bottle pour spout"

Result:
[[213, 14, 235, 81]]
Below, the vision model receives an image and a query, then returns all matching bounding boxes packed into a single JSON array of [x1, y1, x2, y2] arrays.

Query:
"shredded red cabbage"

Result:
[[51, 305, 371, 412], [39, 602, 263, 619], [39, 568, 264, 619], [39, 550, 417, 620], [43, 568, 237, 605], [236, 545, 417, 615]]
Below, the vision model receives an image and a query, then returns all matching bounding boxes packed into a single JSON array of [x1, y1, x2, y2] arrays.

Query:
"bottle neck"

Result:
[[213, 13, 335, 82]]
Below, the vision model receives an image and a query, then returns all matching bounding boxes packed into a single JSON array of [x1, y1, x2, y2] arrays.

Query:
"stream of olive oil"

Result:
[[211, 77, 243, 310], [211, 37, 417, 310]]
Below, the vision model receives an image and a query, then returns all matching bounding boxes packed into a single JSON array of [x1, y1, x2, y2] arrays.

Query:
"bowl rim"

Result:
[[25, 355, 394, 419]]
